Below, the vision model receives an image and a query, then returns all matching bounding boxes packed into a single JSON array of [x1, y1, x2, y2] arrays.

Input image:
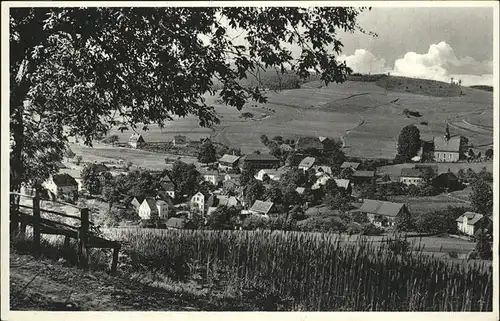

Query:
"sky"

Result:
[[223, 6, 494, 86], [335, 7, 494, 86]]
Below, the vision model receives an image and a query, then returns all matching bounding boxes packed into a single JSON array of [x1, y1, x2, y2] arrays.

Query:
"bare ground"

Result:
[[9, 252, 275, 311]]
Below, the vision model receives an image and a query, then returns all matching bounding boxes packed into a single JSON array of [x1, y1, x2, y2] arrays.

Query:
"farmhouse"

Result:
[[190, 191, 206, 213], [351, 170, 375, 185], [359, 199, 408, 227], [43, 174, 79, 201], [340, 162, 361, 171], [218, 154, 241, 171], [399, 166, 436, 186], [59, 168, 84, 191], [249, 200, 275, 216], [298, 157, 316, 171], [254, 168, 286, 182], [334, 179, 352, 195], [432, 172, 461, 192], [207, 194, 242, 210], [433, 127, 465, 162], [172, 135, 188, 147], [159, 181, 176, 198], [128, 134, 145, 149], [455, 212, 491, 236], [138, 197, 170, 220], [242, 153, 280, 170]]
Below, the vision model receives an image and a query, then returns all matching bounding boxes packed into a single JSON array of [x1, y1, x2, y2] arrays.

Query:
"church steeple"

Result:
[[444, 123, 450, 141]]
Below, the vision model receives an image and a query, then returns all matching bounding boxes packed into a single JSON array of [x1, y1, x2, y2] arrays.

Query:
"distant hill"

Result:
[[469, 85, 493, 92]]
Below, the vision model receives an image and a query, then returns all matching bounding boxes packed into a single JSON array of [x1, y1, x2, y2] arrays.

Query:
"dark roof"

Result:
[[132, 196, 144, 204], [156, 191, 174, 205], [143, 197, 158, 212], [434, 136, 461, 152], [129, 134, 145, 143], [160, 181, 175, 191], [250, 200, 274, 215], [400, 167, 426, 178], [94, 163, 109, 172], [434, 172, 459, 181], [359, 199, 406, 217], [166, 217, 187, 229], [52, 174, 78, 187], [219, 154, 241, 164], [295, 136, 323, 151], [352, 170, 375, 178], [173, 135, 187, 142], [244, 154, 279, 162]]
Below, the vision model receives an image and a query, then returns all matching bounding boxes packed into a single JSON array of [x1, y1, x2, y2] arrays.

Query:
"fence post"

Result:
[[10, 194, 20, 236], [78, 208, 90, 270], [110, 244, 120, 274], [33, 189, 41, 251]]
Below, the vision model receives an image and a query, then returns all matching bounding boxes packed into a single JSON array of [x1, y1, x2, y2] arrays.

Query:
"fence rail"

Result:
[[10, 191, 120, 273]]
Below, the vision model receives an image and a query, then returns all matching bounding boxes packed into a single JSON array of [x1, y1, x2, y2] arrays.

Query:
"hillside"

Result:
[[86, 75, 493, 161]]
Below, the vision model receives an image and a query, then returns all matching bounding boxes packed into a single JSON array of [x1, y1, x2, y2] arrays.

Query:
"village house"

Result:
[[190, 191, 206, 213], [254, 168, 286, 182], [131, 196, 144, 210], [455, 212, 492, 236], [432, 171, 461, 192], [433, 126, 465, 162], [351, 170, 376, 185], [43, 173, 79, 201], [218, 154, 241, 171], [340, 162, 361, 171], [242, 153, 280, 170], [333, 179, 352, 195], [249, 200, 275, 217], [399, 165, 438, 186], [138, 197, 170, 220], [200, 170, 220, 186], [298, 157, 316, 171], [311, 173, 331, 190], [224, 173, 241, 182], [295, 187, 306, 195], [172, 135, 188, 147], [279, 143, 294, 153], [58, 168, 84, 191], [359, 199, 408, 228], [128, 134, 145, 149]]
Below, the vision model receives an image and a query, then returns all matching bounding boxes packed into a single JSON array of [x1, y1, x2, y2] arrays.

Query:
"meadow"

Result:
[[95, 228, 491, 311], [76, 76, 492, 160], [379, 161, 493, 180]]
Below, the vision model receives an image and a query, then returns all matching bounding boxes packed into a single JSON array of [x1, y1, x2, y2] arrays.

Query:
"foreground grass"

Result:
[[11, 229, 493, 311], [106, 229, 492, 311]]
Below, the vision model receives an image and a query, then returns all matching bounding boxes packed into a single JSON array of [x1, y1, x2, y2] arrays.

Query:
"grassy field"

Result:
[[379, 161, 493, 180], [72, 76, 492, 161], [390, 194, 471, 215]]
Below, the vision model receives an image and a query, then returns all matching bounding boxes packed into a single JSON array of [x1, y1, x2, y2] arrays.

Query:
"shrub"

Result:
[[448, 251, 459, 259], [361, 224, 385, 236]]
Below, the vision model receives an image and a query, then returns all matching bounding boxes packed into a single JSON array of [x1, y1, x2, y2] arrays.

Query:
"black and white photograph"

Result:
[[1, 1, 498, 317]]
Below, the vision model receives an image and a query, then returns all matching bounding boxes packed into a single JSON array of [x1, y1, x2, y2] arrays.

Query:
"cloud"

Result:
[[337, 42, 492, 86], [338, 49, 388, 74], [392, 41, 493, 86]]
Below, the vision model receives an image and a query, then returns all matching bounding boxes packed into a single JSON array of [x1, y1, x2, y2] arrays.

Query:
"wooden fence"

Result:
[[10, 191, 120, 273]]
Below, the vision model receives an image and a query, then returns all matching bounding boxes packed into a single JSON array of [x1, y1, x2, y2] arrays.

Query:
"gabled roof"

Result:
[[166, 217, 187, 229], [156, 200, 170, 208], [280, 144, 294, 152], [244, 154, 279, 162], [219, 154, 241, 164], [359, 199, 405, 217], [295, 136, 323, 151], [434, 136, 461, 152], [295, 187, 306, 194], [160, 174, 172, 182], [160, 181, 175, 191], [456, 212, 484, 225], [352, 170, 375, 178], [250, 200, 274, 215], [132, 196, 144, 204], [400, 167, 426, 178], [217, 195, 241, 207], [334, 179, 351, 190], [93, 163, 109, 172], [156, 191, 174, 204], [143, 197, 158, 212], [129, 133, 144, 143], [298, 157, 316, 169], [340, 162, 361, 170], [52, 173, 78, 187]]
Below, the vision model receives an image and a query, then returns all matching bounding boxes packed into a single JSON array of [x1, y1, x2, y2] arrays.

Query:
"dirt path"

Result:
[[340, 117, 365, 148], [9, 252, 255, 311]]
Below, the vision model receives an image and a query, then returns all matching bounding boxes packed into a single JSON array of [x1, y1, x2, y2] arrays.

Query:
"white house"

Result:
[[128, 134, 145, 149], [312, 173, 331, 190], [254, 168, 286, 182], [43, 173, 79, 200], [200, 170, 219, 186], [312, 165, 332, 176], [190, 192, 206, 213], [138, 197, 170, 220], [456, 212, 486, 236]]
